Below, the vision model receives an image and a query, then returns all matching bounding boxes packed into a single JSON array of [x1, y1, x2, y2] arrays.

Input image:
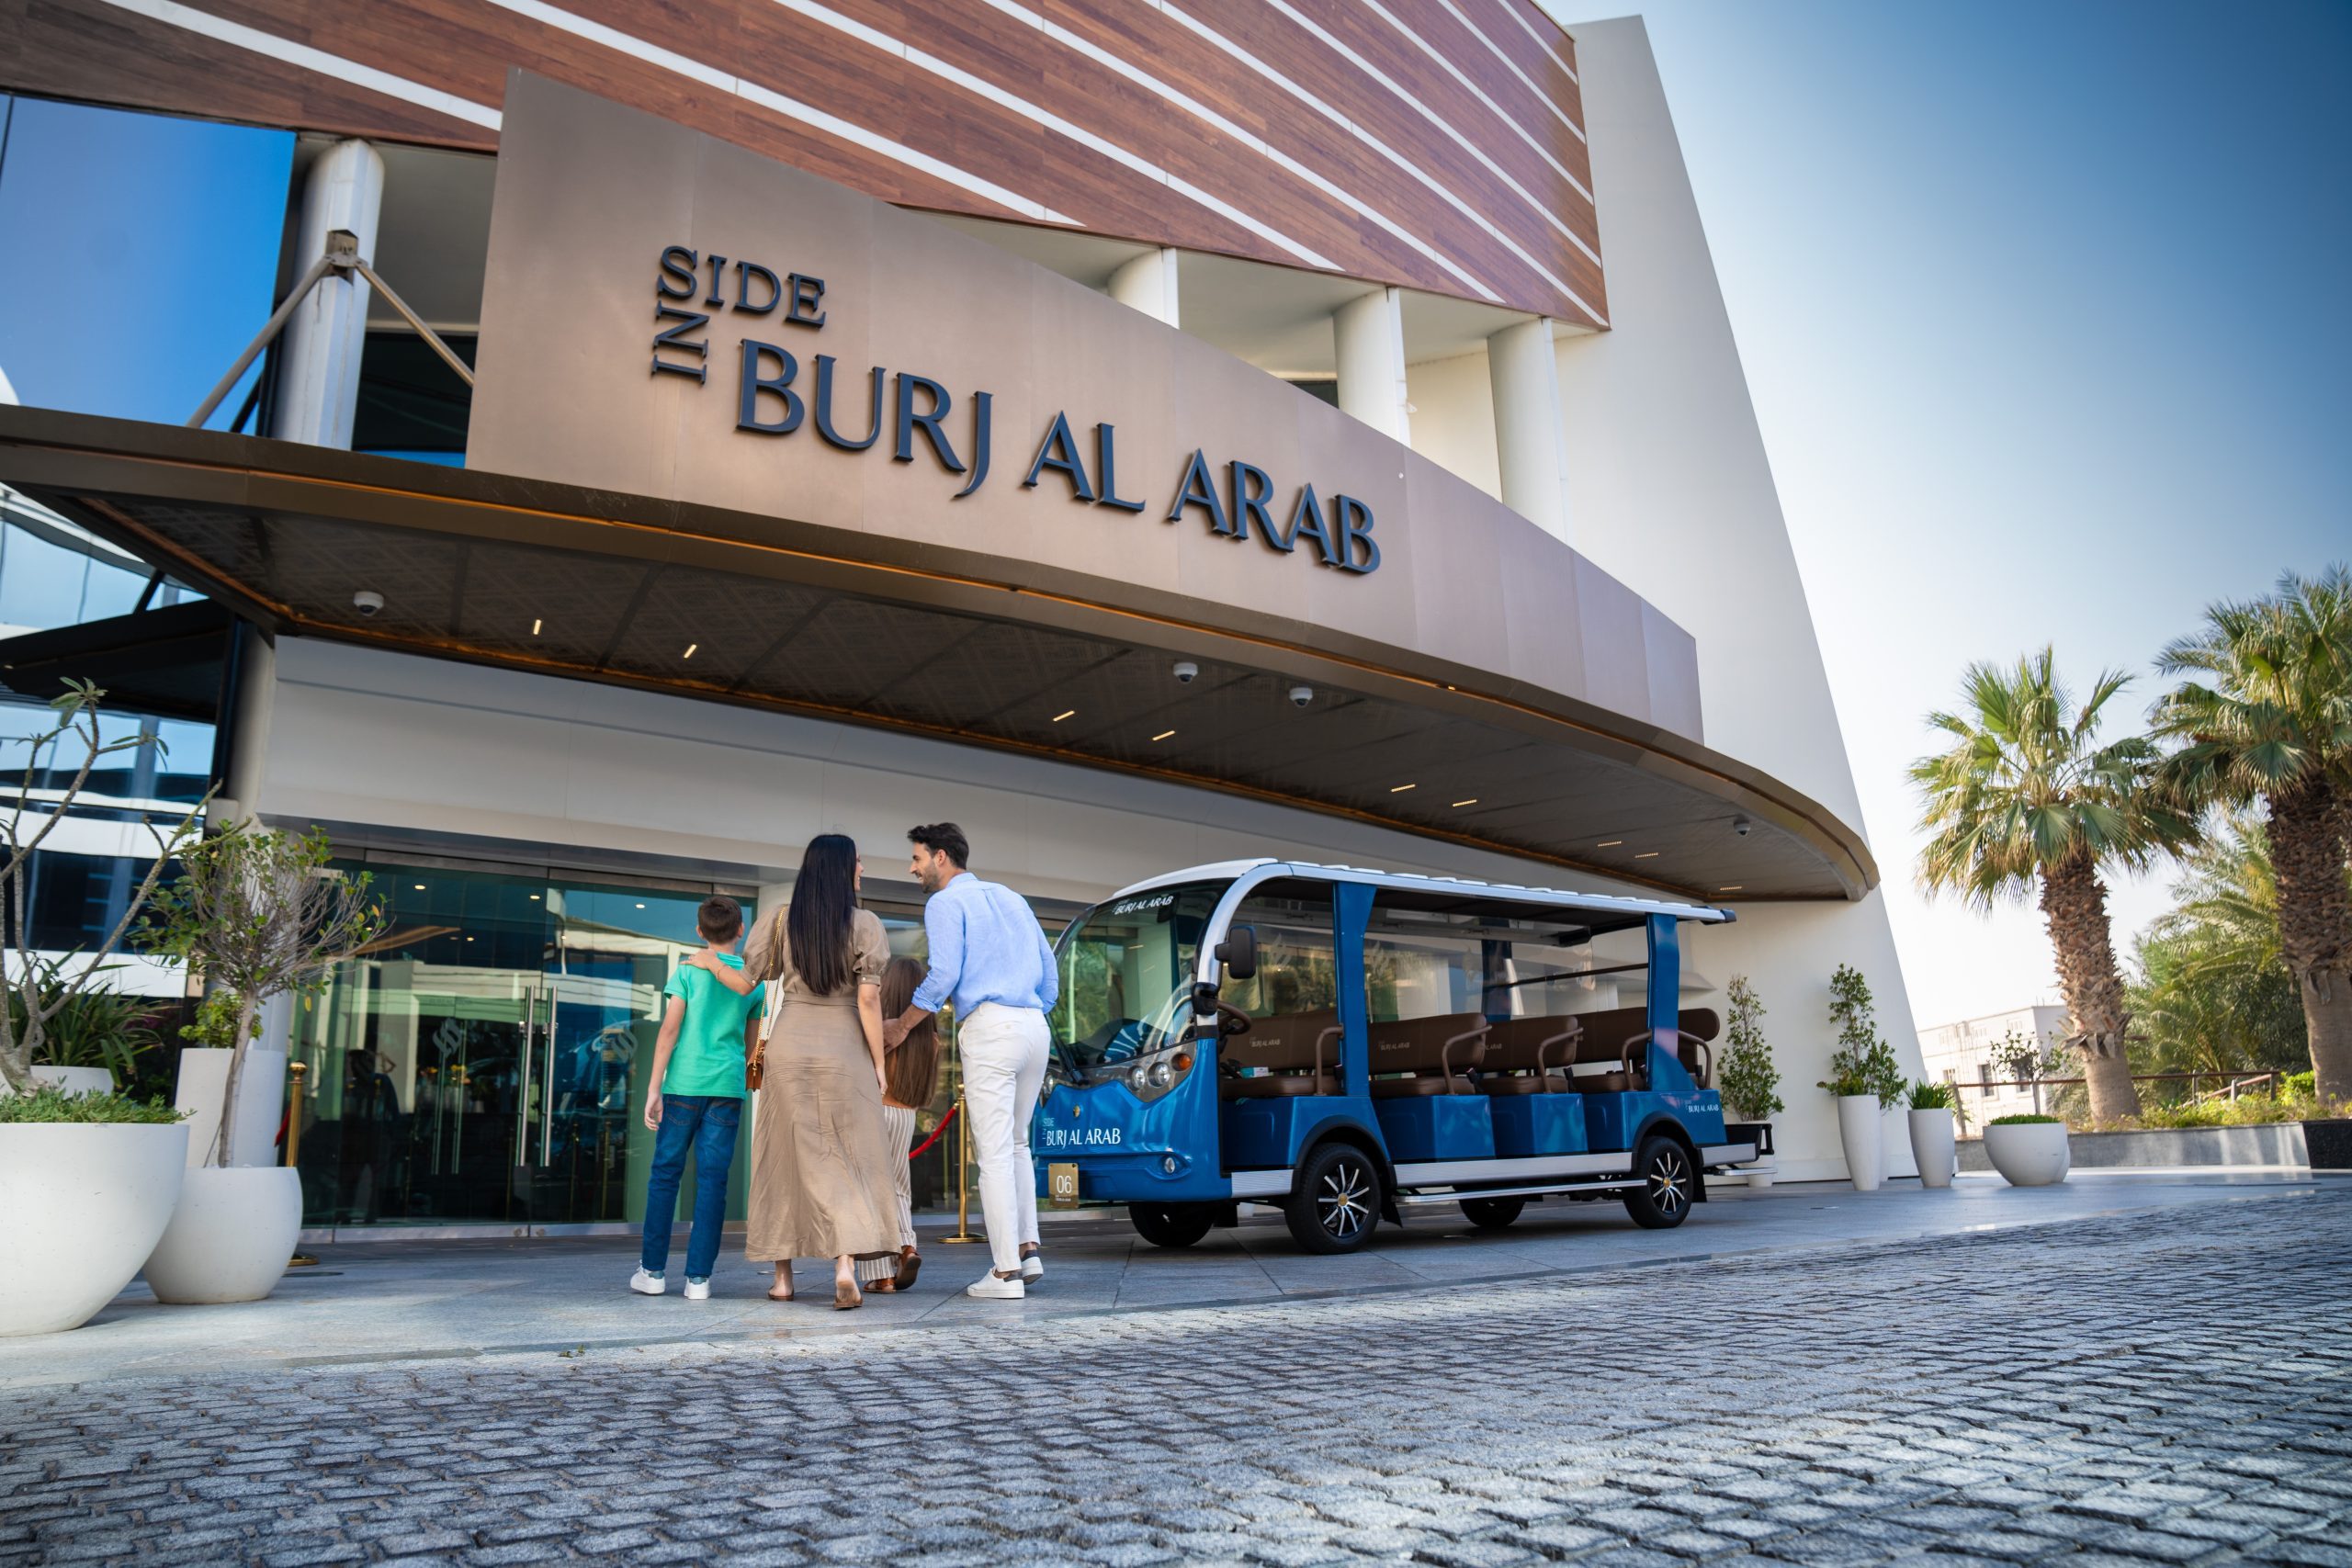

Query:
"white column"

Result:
[[1107, 246, 1181, 328], [1487, 315, 1571, 542], [1334, 287, 1410, 444], [269, 139, 386, 448]]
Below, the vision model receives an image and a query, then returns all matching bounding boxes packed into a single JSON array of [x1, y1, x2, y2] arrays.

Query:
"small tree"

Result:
[[1716, 975, 1782, 1121], [140, 824, 385, 1165], [1818, 964, 1905, 1108], [2, 682, 204, 1094]]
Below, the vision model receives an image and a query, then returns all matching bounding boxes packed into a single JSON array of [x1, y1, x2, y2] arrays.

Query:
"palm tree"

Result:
[[2153, 567, 2352, 1105], [1912, 649, 2195, 1122]]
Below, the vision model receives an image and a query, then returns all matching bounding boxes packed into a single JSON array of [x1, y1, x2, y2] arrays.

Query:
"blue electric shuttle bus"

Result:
[[1034, 860, 1770, 1254]]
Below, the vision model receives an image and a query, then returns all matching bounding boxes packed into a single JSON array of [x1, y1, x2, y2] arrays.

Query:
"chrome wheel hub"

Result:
[[1318, 1161, 1371, 1238], [1650, 1148, 1690, 1216]]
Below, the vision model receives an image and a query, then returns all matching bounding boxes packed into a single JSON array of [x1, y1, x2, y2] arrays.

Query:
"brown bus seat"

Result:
[[1221, 1008, 1341, 1099], [1366, 1012, 1488, 1097]]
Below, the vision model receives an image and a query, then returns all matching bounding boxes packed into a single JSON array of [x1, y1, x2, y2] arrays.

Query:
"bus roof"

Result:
[[1102, 859, 1735, 924]]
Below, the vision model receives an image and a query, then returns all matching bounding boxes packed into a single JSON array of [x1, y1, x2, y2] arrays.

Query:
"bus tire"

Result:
[[1285, 1143, 1381, 1254], [1458, 1196, 1525, 1230], [1130, 1202, 1214, 1248], [1623, 1134, 1696, 1229]]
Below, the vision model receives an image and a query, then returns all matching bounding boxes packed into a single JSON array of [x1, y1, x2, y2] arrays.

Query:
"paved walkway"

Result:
[[3, 1176, 2346, 1567], [0, 1171, 2322, 1393]]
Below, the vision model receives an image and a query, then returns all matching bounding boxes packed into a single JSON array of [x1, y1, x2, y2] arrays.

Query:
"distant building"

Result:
[[1918, 1006, 2070, 1131]]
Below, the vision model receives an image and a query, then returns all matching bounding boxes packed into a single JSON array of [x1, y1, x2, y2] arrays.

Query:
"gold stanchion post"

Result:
[[286, 1061, 320, 1267], [941, 1026, 980, 1243]]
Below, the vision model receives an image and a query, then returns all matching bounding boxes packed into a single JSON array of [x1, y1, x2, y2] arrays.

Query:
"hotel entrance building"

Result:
[[0, 1, 1928, 1231]]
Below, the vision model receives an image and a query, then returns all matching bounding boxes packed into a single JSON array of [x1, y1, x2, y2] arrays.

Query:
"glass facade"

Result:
[[288, 862, 973, 1231]]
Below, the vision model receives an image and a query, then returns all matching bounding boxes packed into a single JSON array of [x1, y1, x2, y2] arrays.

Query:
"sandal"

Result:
[[865, 1277, 898, 1293], [894, 1250, 922, 1291], [833, 1280, 863, 1311]]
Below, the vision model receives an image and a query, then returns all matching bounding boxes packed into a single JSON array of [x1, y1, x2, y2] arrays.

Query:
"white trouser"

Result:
[[958, 1002, 1050, 1276], [855, 1103, 920, 1285]]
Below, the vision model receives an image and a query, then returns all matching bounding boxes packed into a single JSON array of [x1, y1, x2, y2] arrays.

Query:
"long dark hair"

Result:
[[785, 834, 860, 997], [880, 955, 941, 1108]]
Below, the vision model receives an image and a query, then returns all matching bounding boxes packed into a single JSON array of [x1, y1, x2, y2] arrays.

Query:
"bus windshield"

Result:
[[1051, 880, 1230, 1071]]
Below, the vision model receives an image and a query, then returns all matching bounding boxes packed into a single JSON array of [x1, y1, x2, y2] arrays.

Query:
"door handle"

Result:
[[514, 998, 537, 1168], [540, 996, 557, 1167]]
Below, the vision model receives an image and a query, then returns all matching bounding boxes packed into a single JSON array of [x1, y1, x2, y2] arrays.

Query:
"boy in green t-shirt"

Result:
[[630, 896, 765, 1301]]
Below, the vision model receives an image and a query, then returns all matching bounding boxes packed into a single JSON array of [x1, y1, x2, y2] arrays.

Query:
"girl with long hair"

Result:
[[856, 955, 941, 1293], [690, 833, 899, 1308]]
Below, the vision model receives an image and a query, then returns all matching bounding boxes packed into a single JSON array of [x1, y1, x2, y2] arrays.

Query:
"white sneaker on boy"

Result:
[[629, 1268, 666, 1296], [683, 1277, 711, 1302]]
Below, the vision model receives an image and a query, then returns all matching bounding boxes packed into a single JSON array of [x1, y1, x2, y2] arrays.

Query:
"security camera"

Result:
[[1172, 660, 1199, 683], [1287, 684, 1314, 708], [1733, 817, 1752, 838], [353, 591, 385, 618]]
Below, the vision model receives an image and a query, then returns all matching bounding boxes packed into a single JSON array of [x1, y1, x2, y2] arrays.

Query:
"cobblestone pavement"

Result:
[[4, 1186, 2346, 1567]]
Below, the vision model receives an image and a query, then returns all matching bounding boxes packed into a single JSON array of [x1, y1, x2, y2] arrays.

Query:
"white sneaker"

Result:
[[683, 1277, 711, 1302], [1019, 1253, 1044, 1282], [629, 1268, 666, 1296], [967, 1271, 1025, 1300]]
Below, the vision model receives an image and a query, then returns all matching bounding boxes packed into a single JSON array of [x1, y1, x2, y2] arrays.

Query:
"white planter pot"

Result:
[[1984, 1121, 2071, 1187], [1741, 1164, 1774, 1190], [0, 1122, 188, 1336], [27, 1066, 115, 1096], [1836, 1095, 1883, 1190], [142, 1166, 302, 1304], [1908, 1108, 1957, 1189], [174, 1046, 286, 1168]]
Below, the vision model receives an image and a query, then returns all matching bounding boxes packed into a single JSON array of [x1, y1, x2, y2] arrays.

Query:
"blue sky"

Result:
[[1544, 0, 2352, 1027]]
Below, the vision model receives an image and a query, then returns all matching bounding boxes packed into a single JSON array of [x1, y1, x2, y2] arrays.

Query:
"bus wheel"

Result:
[[1623, 1135, 1695, 1229], [1130, 1202, 1214, 1248], [1286, 1143, 1380, 1255], [1458, 1196, 1526, 1230]]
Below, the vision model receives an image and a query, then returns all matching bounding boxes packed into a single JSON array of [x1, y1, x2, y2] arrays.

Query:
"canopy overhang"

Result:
[[0, 408, 1876, 902]]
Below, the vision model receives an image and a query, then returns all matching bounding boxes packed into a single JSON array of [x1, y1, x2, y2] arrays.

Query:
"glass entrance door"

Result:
[[290, 865, 723, 1229]]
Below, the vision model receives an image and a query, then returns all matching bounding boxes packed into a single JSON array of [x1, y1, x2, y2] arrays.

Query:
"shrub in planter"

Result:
[[1818, 964, 1904, 1190], [0, 1089, 190, 1337], [136, 824, 384, 1304], [1983, 1112, 2070, 1187], [1717, 976, 1781, 1188], [1905, 1079, 1962, 1189]]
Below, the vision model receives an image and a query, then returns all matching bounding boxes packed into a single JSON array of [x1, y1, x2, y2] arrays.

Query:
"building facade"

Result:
[[0, 1, 1927, 1232], [1918, 1005, 2072, 1129]]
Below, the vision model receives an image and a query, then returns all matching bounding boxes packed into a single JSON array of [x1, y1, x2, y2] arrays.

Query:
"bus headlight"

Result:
[[1148, 1060, 1173, 1088]]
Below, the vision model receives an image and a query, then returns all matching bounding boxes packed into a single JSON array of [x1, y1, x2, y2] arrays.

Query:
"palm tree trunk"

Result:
[[2038, 855, 2142, 1122], [2270, 781, 2352, 1105]]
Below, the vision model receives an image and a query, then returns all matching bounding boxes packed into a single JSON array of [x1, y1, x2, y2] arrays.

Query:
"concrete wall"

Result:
[[1556, 17, 1928, 1162], [1405, 348, 1503, 504]]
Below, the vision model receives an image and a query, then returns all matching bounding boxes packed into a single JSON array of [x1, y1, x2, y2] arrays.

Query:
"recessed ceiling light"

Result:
[[465, 936, 474, 942], [1152, 729, 1176, 741], [1053, 709, 1076, 723], [531, 617, 542, 636], [1719, 885, 1744, 892], [1597, 840, 1623, 849], [682, 643, 697, 659], [1389, 783, 1417, 793], [635, 902, 646, 908], [1634, 852, 1660, 860], [413, 883, 426, 891], [528, 894, 540, 901], [1452, 798, 1478, 807]]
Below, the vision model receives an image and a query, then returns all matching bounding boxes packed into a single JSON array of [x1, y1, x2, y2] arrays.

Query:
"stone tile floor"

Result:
[[1, 1178, 2346, 1565]]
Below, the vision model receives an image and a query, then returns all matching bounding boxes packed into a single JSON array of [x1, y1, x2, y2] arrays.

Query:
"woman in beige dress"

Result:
[[693, 833, 899, 1309]]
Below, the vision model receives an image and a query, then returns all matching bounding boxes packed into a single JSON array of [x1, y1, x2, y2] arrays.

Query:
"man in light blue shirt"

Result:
[[886, 822, 1058, 1299]]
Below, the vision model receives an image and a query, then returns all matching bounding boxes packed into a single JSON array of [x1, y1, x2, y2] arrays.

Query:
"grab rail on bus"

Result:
[[1621, 1030, 1714, 1090]]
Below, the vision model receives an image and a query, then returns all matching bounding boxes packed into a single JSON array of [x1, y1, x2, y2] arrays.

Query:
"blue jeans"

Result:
[[639, 1094, 741, 1280]]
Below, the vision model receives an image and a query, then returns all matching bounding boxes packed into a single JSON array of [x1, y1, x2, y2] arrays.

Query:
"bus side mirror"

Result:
[[1215, 925, 1258, 981]]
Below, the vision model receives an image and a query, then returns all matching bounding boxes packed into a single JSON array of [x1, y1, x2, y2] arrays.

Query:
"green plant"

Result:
[[1908, 1078, 1957, 1111], [139, 823, 385, 1164], [1912, 648, 2196, 1122], [1715, 975, 1781, 1121], [0, 1086, 185, 1124], [177, 990, 255, 1051], [1, 682, 207, 1094], [1818, 964, 1905, 1108], [1986, 1112, 2061, 1126], [2282, 1070, 2316, 1099], [7, 974, 162, 1083], [2127, 812, 2311, 1084], [2153, 566, 2352, 1106]]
